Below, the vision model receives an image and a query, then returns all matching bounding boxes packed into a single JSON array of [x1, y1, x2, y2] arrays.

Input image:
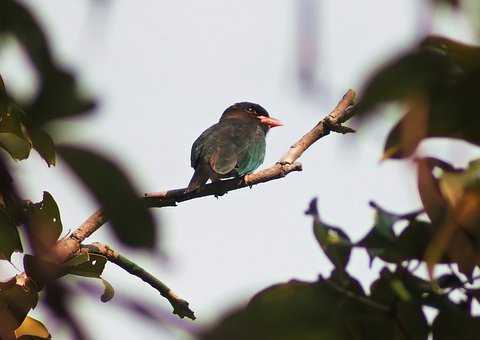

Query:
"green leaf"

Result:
[[28, 191, 63, 250], [201, 270, 429, 340], [356, 36, 480, 159], [58, 145, 156, 249], [432, 309, 480, 340], [369, 269, 429, 340], [305, 198, 351, 270], [0, 209, 22, 260], [0, 108, 31, 161], [27, 128, 55, 167], [100, 278, 114, 303], [0, 1, 96, 125], [62, 253, 89, 267], [357, 203, 397, 264], [0, 285, 39, 331], [64, 253, 107, 278], [14, 316, 51, 339]]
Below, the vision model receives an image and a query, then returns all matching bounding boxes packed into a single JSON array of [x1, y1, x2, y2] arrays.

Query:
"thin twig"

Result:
[[81, 242, 195, 320]]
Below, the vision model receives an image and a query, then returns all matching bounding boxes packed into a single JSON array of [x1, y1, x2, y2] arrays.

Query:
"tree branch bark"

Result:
[[52, 89, 356, 262], [46, 89, 356, 319], [82, 242, 195, 320]]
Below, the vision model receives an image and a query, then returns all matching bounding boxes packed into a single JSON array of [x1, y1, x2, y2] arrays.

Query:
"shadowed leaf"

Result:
[[0, 108, 31, 161], [27, 128, 55, 167], [64, 253, 107, 278], [432, 309, 480, 340], [28, 192, 63, 250], [201, 270, 428, 340], [0, 285, 39, 332], [305, 198, 351, 270], [0, 209, 22, 260], [58, 145, 156, 249]]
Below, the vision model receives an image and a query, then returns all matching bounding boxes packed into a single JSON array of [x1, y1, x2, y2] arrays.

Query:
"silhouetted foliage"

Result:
[[1, 0, 480, 339]]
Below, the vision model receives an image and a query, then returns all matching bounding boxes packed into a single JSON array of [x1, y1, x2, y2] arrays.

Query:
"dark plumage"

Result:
[[186, 102, 282, 193]]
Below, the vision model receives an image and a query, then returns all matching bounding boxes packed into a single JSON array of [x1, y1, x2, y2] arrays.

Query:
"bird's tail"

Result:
[[185, 165, 210, 193]]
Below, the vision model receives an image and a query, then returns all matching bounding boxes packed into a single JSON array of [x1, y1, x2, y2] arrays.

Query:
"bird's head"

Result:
[[220, 102, 283, 132]]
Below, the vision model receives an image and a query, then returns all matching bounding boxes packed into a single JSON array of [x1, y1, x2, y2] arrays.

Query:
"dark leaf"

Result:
[[0, 0, 96, 125], [64, 253, 107, 278], [0, 107, 31, 161], [355, 36, 480, 159], [27, 192, 63, 251], [0, 285, 39, 331], [357, 203, 397, 264], [368, 269, 429, 340], [27, 128, 55, 167], [58, 146, 156, 249], [0, 209, 22, 260], [202, 270, 428, 340], [432, 309, 480, 340], [437, 273, 463, 289], [305, 198, 351, 270]]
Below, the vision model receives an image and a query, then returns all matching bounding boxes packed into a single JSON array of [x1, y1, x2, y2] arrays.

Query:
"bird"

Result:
[[186, 102, 282, 193]]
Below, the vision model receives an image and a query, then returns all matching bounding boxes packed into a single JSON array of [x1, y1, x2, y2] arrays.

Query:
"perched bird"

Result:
[[186, 102, 282, 193]]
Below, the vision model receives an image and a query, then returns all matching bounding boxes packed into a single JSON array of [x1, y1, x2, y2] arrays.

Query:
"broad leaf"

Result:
[[0, 285, 38, 331], [0, 0, 96, 125], [0, 209, 22, 260], [27, 192, 63, 250], [64, 253, 107, 278], [100, 278, 114, 303], [201, 270, 428, 340], [355, 36, 480, 159], [357, 203, 397, 265], [27, 128, 55, 167], [368, 269, 429, 340], [432, 309, 480, 340], [0, 107, 31, 161], [58, 146, 156, 249], [305, 198, 351, 270]]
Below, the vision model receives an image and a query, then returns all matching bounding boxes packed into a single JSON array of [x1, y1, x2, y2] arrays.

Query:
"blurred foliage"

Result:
[[0, 0, 160, 338], [1, 0, 480, 339]]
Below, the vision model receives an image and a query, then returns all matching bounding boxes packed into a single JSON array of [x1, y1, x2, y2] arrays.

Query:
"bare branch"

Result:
[[52, 89, 356, 262], [45, 89, 357, 320], [82, 242, 195, 320]]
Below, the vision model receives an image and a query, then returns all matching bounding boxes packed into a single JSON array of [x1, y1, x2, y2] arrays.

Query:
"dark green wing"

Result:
[[190, 124, 218, 168], [191, 120, 266, 176]]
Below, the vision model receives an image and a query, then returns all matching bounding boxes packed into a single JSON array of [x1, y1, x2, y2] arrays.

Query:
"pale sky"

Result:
[[0, 1, 477, 339]]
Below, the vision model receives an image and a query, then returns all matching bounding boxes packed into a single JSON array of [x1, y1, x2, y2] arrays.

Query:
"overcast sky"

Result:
[[0, 1, 477, 339]]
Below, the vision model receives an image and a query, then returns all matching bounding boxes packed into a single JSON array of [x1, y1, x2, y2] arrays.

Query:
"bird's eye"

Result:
[[247, 107, 254, 113]]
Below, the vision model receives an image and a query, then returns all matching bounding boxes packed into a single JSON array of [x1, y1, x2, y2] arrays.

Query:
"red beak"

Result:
[[258, 116, 283, 128]]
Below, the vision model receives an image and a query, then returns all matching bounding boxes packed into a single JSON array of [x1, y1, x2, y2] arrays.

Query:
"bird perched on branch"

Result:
[[186, 102, 282, 193]]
